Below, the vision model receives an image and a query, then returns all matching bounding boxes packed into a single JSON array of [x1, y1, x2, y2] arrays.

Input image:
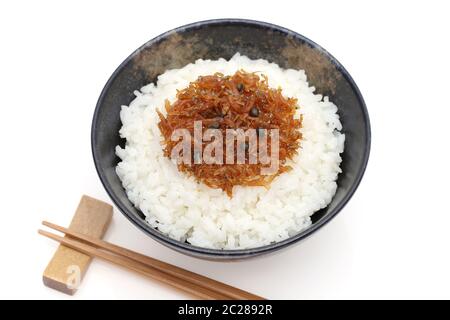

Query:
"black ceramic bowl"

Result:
[[92, 19, 371, 260]]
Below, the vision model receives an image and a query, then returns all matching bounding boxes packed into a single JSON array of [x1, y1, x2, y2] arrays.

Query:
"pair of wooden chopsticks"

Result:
[[39, 221, 264, 300]]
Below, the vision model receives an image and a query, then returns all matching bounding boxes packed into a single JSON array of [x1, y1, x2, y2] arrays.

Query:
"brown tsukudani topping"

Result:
[[157, 70, 302, 197]]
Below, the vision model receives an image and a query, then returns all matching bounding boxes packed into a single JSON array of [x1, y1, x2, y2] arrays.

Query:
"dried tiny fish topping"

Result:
[[157, 70, 302, 196]]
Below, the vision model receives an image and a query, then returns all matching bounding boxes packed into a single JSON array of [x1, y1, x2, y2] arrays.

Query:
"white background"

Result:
[[1, 0, 449, 300]]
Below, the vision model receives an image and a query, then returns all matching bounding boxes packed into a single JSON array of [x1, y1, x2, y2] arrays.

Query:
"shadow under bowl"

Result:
[[92, 19, 371, 260]]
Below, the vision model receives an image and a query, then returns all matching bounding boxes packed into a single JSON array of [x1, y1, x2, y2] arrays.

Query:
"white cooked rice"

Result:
[[115, 53, 345, 249]]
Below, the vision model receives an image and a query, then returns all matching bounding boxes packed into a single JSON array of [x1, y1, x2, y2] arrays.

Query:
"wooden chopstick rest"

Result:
[[42, 195, 113, 295]]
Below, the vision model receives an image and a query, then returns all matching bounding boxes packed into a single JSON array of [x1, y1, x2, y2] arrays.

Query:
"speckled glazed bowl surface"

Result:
[[92, 19, 371, 260]]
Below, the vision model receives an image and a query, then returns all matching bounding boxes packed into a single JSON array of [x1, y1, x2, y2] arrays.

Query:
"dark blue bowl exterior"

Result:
[[92, 19, 371, 260]]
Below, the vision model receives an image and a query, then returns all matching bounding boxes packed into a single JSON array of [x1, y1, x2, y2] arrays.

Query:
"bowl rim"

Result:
[[92, 18, 371, 258]]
